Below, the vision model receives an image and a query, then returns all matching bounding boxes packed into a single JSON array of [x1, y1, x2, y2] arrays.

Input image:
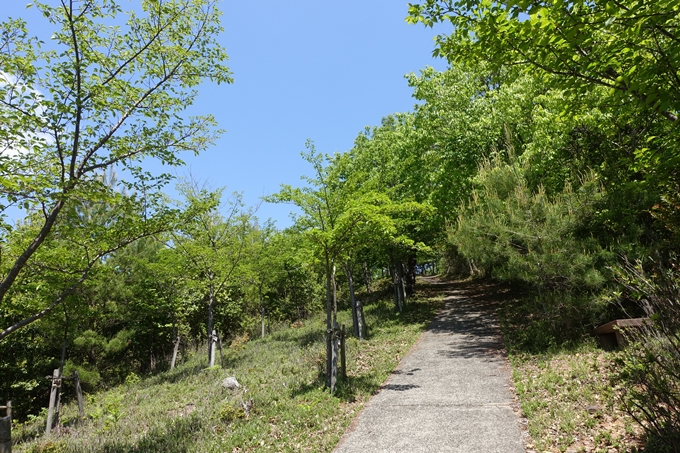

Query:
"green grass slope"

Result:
[[12, 285, 441, 453]]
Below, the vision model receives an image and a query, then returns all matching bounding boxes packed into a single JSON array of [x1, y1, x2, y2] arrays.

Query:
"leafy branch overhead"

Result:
[[407, 0, 680, 122]]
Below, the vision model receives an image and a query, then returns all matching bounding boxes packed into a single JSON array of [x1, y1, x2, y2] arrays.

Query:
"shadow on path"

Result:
[[332, 276, 526, 453], [418, 278, 515, 359]]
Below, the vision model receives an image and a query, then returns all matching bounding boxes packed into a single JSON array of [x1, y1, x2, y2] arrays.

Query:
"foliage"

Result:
[[407, 0, 680, 246], [0, 0, 231, 339], [453, 151, 607, 291], [407, 0, 680, 123], [169, 182, 257, 361], [614, 257, 680, 451], [260, 229, 325, 324], [11, 284, 441, 452]]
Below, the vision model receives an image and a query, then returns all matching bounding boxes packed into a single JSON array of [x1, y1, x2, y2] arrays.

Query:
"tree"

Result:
[[268, 141, 395, 386], [170, 183, 253, 365], [0, 0, 230, 339], [407, 0, 680, 122], [239, 219, 277, 339], [408, 1, 680, 243]]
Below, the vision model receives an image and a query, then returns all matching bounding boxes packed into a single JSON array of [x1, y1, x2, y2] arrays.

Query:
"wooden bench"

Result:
[[592, 318, 648, 349]]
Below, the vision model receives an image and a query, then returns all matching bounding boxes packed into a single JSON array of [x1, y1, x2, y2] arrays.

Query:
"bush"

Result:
[[615, 257, 680, 452], [452, 153, 607, 293]]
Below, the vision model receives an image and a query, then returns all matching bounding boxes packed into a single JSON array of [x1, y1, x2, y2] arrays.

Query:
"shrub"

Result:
[[452, 153, 607, 293], [615, 257, 680, 452]]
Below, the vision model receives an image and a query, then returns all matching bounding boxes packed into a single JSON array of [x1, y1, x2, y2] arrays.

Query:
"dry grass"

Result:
[[495, 284, 647, 453], [512, 348, 645, 453]]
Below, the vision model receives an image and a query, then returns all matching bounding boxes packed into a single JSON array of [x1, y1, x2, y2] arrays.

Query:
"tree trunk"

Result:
[[406, 255, 417, 295], [150, 348, 156, 372], [362, 261, 371, 293], [397, 262, 407, 308], [389, 264, 400, 311]]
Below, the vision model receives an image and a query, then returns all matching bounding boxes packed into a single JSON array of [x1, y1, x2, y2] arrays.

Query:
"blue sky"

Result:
[[3, 1, 449, 228]]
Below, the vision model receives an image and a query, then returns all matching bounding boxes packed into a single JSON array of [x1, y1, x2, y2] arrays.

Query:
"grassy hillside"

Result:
[[11, 284, 441, 453], [498, 288, 646, 453]]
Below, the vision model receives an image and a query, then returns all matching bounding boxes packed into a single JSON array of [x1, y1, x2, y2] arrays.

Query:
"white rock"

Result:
[[222, 376, 240, 390]]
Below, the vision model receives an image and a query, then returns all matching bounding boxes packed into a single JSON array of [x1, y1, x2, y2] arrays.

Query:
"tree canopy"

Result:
[[407, 0, 680, 121], [0, 0, 231, 339]]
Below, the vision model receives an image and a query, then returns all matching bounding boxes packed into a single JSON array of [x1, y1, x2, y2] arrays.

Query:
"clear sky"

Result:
[[3, 0, 449, 228]]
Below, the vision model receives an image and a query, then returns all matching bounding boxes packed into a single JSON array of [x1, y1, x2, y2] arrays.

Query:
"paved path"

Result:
[[333, 277, 525, 453]]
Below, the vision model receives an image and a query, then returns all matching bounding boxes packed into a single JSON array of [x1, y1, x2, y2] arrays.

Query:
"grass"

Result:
[[499, 289, 645, 453], [511, 347, 644, 453], [11, 284, 442, 453]]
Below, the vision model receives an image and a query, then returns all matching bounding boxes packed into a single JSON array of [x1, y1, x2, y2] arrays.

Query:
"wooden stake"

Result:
[[326, 329, 332, 388], [340, 324, 347, 382], [209, 330, 217, 368], [74, 371, 85, 421], [45, 369, 60, 436], [171, 336, 181, 370], [357, 300, 366, 340], [0, 401, 11, 453]]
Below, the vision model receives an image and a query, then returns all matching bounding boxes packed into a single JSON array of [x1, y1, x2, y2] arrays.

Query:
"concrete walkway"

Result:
[[333, 277, 525, 453]]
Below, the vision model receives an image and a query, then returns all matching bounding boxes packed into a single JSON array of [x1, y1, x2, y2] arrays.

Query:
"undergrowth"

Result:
[[11, 285, 441, 453], [499, 289, 645, 453]]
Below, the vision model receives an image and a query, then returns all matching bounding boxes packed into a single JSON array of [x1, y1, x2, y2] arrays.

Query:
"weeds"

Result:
[[12, 284, 441, 452], [500, 287, 645, 452], [614, 257, 680, 452]]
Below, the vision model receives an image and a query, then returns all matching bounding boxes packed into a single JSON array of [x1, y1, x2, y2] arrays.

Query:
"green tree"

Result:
[[407, 0, 680, 122], [269, 141, 398, 386], [170, 183, 253, 364], [0, 0, 231, 339], [239, 219, 278, 338], [407, 2, 680, 240]]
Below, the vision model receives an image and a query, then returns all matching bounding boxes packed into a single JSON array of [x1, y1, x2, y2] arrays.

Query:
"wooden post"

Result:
[[330, 325, 339, 394], [73, 371, 85, 421], [261, 306, 266, 339], [216, 331, 225, 368], [209, 330, 217, 367], [45, 369, 60, 436], [340, 324, 347, 382], [346, 263, 359, 338], [356, 300, 366, 340], [326, 329, 332, 388], [260, 286, 265, 339], [170, 336, 181, 370], [0, 401, 11, 453]]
